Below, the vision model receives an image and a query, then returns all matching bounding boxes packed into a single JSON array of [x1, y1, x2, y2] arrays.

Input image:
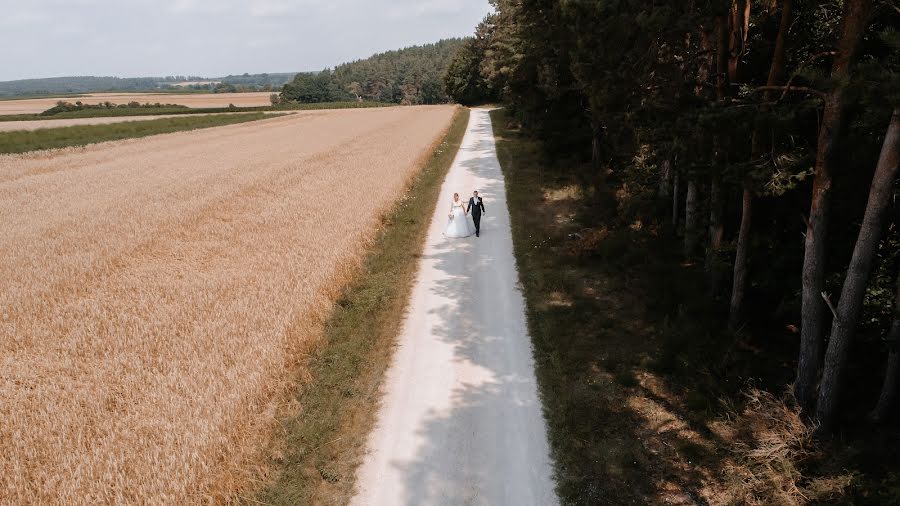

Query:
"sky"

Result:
[[0, 0, 493, 81]]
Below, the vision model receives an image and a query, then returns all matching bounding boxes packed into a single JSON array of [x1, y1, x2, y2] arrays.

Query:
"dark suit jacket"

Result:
[[467, 197, 485, 216]]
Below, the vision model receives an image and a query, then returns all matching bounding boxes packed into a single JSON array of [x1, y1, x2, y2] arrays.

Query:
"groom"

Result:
[[467, 190, 486, 237]]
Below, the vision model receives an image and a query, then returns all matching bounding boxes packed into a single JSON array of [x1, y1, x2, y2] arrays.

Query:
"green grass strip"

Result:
[[0, 112, 278, 154], [0, 101, 393, 122], [254, 107, 470, 505]]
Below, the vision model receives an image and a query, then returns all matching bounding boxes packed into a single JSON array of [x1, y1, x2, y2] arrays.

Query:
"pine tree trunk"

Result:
[[730, 0, 792, 331], [715, 15, 730, 101], [708, 1, 734, 288], [729, 186, 753, 331], [708, 175, 725, 291], [766, 0, 793, 94], [795, 0, 874, 411], [816, 108, 900, 432], [871, 272, 900, 423], [672, 172, 680, 227], [728, 0, 751, 83], [591, 120, 602, 173], [659, 158, 672, 198], [708, 177, 724, 250], [685, 180, 699, 258]]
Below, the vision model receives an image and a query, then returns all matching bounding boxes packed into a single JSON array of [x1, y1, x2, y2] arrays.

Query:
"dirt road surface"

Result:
[[351, 109, 558, 505]]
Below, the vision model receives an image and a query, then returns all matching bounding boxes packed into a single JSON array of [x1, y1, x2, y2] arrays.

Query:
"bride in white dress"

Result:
[[444, 192, 475, 238]]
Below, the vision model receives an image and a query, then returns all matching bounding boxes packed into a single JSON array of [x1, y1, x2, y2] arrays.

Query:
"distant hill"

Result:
[[0, 73, 299, 97], [3, 37, 467, 102], [281, 39, 465, 105]]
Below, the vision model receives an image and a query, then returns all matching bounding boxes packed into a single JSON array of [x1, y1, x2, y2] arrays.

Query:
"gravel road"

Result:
[[351, 109, 558, 506]]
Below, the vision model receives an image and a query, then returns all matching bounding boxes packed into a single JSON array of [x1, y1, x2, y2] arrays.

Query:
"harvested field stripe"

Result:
[[0, 112, 279, 154]]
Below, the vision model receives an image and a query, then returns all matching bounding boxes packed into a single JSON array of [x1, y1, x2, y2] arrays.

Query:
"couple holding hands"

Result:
[[444, 190, 485, 239]]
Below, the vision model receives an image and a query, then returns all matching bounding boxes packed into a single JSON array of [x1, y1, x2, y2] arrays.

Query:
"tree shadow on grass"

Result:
[[487, 108, 756, 505]]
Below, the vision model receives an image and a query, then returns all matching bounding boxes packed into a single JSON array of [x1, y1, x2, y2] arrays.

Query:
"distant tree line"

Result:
[[181, 73, 298, 93], [0, 76, 173, 97], [280, 39, 464, 105], [0, 73, 298, 97], [450, 0, 899, 435]]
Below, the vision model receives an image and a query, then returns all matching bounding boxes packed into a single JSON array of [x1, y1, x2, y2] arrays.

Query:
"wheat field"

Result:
[[0, 92, 274, 115], [0, 105, 457, 504]]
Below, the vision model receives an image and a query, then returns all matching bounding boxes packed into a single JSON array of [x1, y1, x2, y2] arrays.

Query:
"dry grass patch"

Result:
[[0, 105, 457, 504], [716, 389, 856, 505]]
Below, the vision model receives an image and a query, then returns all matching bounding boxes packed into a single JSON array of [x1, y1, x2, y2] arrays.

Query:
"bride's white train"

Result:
[[443, 192, 475, 238]]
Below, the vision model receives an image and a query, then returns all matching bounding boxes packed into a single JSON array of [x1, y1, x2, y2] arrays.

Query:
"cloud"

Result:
[[166, 0, 318, 17], [249, 0, 303, 17], [168, 0, 230, 14], [0, 9, 48, 27], [0, 0, 492, 81], [388, 0, 466, 18]]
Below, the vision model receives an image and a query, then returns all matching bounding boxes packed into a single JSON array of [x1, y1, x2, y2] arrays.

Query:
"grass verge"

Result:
[[253, 107, 470, 505], [0, 101, 392, 122], [0, 112, 279, 154]]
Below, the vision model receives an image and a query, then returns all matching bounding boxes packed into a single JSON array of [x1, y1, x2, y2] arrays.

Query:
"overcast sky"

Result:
[[0, 0, 493, 81]]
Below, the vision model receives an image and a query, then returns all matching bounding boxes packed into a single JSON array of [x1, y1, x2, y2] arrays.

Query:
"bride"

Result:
[[444, 192, 475, 238]]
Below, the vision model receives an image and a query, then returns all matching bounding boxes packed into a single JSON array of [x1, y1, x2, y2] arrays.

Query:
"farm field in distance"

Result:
[[0, 91, 274, 115], [0, 105, 457, 503]]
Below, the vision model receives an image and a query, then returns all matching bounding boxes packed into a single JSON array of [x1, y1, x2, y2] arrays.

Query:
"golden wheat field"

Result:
[[0, 92, 274, 115], [0, 105, 457, 504]]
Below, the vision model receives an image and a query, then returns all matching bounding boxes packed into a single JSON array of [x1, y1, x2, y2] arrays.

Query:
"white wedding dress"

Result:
[[443, 200, 475, 238]]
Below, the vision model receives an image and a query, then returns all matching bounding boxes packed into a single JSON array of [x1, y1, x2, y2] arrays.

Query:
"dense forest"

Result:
[[0, 73, 297, 97], [279, 39, 464, 105], [448, 0, 899, 502]]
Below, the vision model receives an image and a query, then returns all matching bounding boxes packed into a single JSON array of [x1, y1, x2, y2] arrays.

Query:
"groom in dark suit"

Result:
[[467, 190, 486, 237]]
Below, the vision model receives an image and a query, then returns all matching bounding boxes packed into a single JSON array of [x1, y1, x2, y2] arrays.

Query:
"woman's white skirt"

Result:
[[444, 209, 475, 238]]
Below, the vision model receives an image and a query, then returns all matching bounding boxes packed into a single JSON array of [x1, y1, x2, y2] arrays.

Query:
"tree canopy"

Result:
[[281, 39, 465, 105]]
